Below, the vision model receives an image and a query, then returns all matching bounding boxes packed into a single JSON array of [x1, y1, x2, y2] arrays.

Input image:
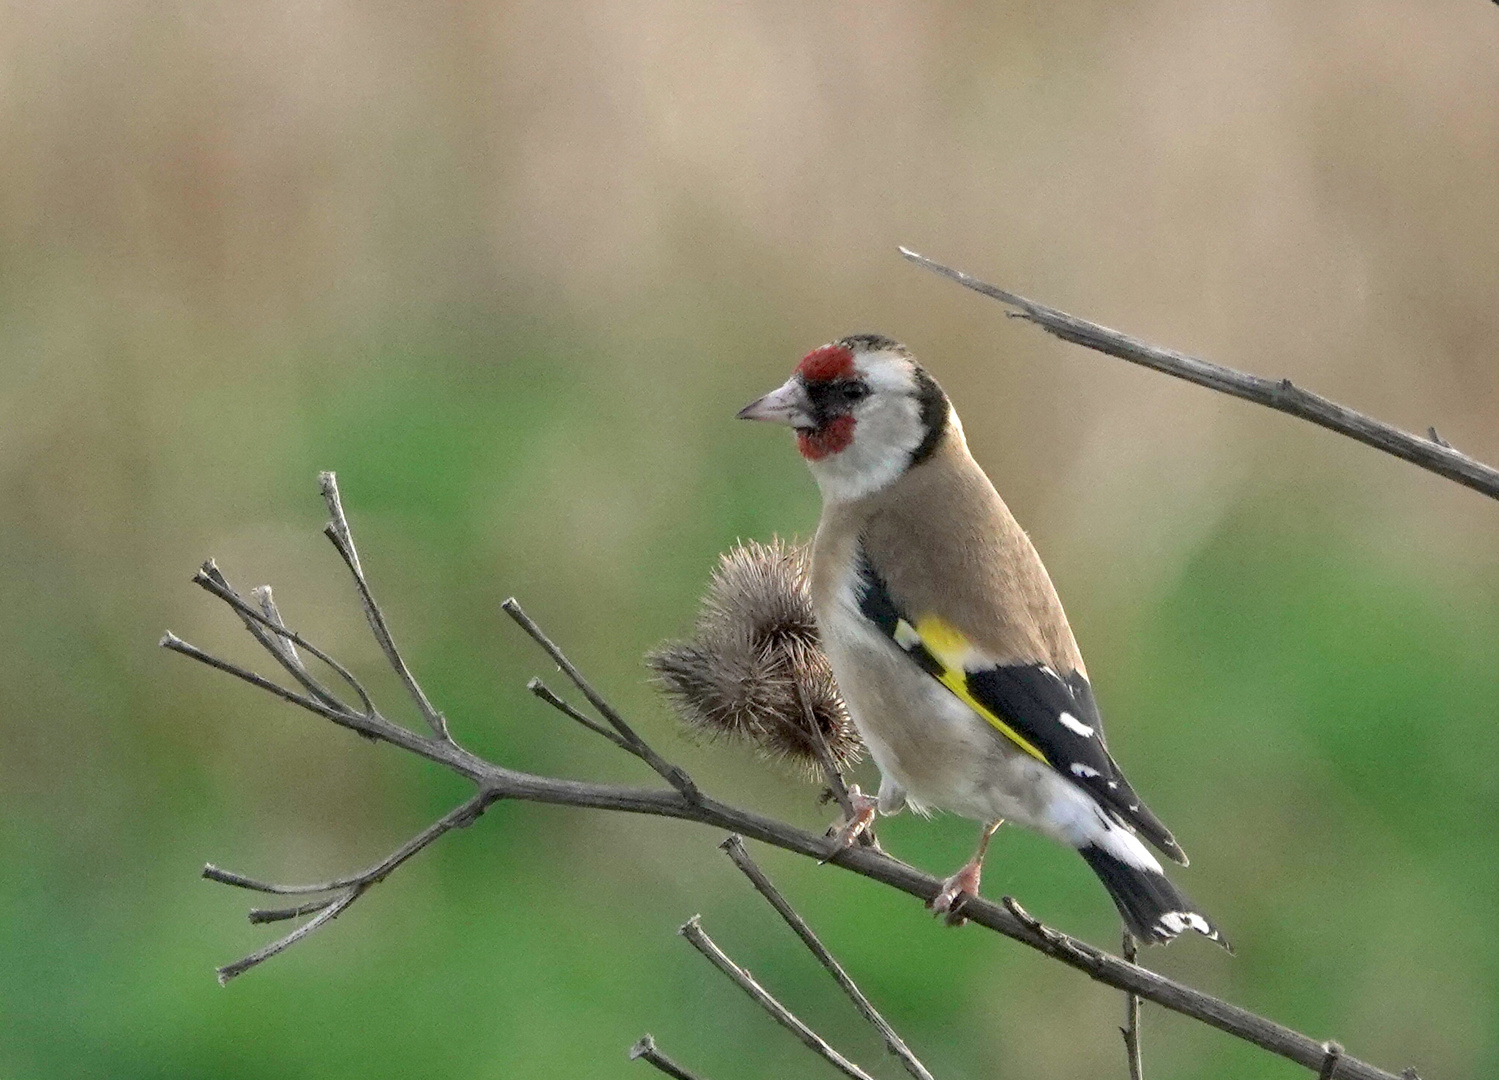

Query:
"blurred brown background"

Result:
[[2, 3, 1497, 1078]]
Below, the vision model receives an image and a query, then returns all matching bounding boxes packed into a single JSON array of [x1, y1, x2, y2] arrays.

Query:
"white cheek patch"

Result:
[[805, 357, 926, 502], [1058, 711, 1095, 738]]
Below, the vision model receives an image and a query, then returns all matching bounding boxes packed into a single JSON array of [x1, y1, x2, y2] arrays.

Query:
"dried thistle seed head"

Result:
[[647, 538, 862, 779]]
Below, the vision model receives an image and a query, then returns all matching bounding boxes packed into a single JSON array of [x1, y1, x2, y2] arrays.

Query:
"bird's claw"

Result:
[[820, 786, 879, 863], [928, 861, 982, 926]]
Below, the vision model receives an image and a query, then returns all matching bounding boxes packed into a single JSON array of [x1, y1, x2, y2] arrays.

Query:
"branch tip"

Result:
[[505, 597, 700, 802], [721, 835, 933, 1080], [898, 249, 1499, 504], [680, 915, 878, 1080], [630, 1035, 712, 1080]]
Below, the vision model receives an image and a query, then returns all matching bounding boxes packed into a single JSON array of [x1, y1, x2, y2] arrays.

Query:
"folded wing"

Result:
[[855, 551, 1187, 866]]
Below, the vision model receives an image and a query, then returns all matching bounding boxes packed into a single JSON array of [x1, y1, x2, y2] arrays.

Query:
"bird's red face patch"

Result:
[[797, 414, 856, 460], [796, 344, 856, 384]]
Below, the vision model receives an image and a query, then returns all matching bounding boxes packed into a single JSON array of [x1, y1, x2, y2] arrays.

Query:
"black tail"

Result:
[[1079, 845, 1231, 951]]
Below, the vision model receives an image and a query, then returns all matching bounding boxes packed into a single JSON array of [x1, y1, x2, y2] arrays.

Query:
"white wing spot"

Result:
[[1058, 711, 1095, 738], [1070, 763, 1101, 779], [1157, 911, 1212, 937], [893, 621, 922, 649]]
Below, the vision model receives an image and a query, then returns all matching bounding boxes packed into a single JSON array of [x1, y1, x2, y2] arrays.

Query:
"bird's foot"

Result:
[[821, 786, 879, 862], [928, 860, 983, 926]]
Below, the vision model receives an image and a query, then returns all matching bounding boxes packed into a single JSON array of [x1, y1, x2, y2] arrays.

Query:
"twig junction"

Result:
[[165, 473, 1418, 1080]]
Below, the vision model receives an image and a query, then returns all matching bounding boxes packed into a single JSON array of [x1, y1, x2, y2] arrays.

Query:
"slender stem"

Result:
[[797, 680, 855, 822], [721, 837, 934, 1080], [1122, 928, 1144, 1080], [177, 475, 1419, 1080], [215, 889, 361, 985], [207, 793, 496, 983], [680, 917, 878, 1080], [630, 1036, 712, 1080], [249, 897, 338, 924], [162, 634, 349, 727], [527, 677, 634, 752], [319, 472, 450, 740], [502, 597, 700, 804], [898, 247, 1499, 504], [193, 564, 375, 719]]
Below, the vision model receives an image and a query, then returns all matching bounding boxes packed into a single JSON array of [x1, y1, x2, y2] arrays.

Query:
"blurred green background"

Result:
[[2, 2, 1497, 1077]]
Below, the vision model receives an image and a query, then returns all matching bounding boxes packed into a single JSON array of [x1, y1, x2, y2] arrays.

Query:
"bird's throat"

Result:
[[797, 415, 856, 461]]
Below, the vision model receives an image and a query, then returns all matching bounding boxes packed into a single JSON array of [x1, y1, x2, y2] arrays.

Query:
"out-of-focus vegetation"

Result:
[[2, 3, 1497, 1078]]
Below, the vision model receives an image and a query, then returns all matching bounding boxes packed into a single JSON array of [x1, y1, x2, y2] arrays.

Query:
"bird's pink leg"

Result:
[[929, 819, 1004, 925], [822, 785, 880, 860]]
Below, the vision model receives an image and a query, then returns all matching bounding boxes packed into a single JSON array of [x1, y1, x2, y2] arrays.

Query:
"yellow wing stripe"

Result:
[[904, 615, 1050, 765]]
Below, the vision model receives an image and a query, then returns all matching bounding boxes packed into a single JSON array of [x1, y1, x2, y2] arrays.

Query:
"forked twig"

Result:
[[319, 472, 450, 740], [898, 247, 1499, 504], [167, 474, 1418, 1080], [204, 792, 495, 983], [192, 563, 375, 720], [502, 597, 700, 803], [679, 916, 878, 1080], [721, 836, 933, 1080], [527, 676, 633, 752]]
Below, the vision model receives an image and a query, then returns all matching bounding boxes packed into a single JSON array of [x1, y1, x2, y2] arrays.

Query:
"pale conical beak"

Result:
[[737, 378, 813, 427]]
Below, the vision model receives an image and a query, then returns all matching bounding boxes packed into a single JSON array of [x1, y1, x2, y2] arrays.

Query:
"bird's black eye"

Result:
[[841, 380, 870, 403]]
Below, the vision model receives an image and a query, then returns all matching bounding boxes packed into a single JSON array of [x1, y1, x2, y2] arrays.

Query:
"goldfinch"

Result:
[[738, 334, 1225, 947]]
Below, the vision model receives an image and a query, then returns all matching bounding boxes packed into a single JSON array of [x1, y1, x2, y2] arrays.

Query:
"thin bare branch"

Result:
[[798, 680, 855, 823], [898, 246, 1499, 504], [193, 563, 375, 719], [248, 897, 338, 924], [680, 916, 878, 1080], [527, 677, 634, 752], [721, 836, 933, 1080], [176, 475, 1420, 1080], [163, 633, 348, 726], [203, 865, 346, 896], [215, 888, 360, 985], [248, 583, 340, 712], [630, 1036, 712, 1080], [208, 792, 495, 983], [502, 597, 700, 804], [318, 471, 450, 740], [1122, 929, 1144, 1080]]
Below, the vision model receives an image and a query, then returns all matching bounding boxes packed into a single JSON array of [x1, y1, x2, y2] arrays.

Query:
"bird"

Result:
[[737, 333, 1226, 947]]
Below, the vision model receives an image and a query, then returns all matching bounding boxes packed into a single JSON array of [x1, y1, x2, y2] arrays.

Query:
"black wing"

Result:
[[855, 551, 1187, 865]]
